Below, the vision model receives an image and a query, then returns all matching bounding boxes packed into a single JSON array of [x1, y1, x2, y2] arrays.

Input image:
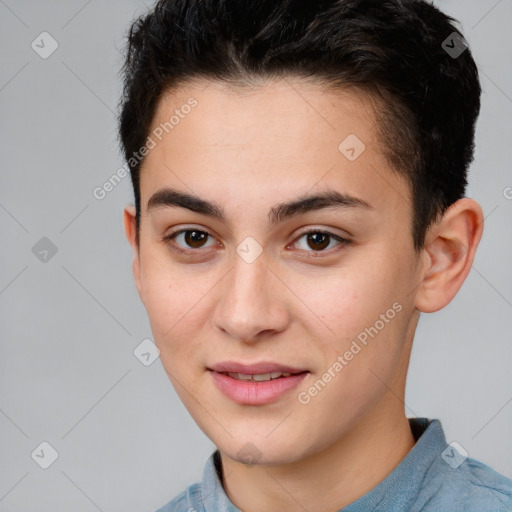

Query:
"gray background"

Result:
[[0, 0, 511, 510]]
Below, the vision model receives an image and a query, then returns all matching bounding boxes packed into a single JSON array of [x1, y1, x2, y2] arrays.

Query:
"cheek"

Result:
[[301, 265, 396, 337], [139, 257, 191, 339], [139, 254, 217, 369], [303, 261, 408, 379]]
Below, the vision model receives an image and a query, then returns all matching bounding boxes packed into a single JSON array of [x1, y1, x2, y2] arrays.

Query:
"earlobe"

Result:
[[123, 205, 144, 299], [415, 198, 484, 313]]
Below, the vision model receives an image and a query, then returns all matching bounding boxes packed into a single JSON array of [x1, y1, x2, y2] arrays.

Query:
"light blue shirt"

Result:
[[156, 418, 512, 511]]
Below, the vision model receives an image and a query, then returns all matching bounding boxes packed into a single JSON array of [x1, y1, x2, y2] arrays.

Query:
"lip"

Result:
[[208, 366, 309, 405], [208, 361, 308, 375]]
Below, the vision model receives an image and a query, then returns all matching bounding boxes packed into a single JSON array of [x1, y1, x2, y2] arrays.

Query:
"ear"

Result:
[[123, 204, 144, 301], [415, 198, 484, 313]]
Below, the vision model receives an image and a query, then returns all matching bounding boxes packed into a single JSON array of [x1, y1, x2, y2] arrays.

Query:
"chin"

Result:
[[217, 432, 312, 467]]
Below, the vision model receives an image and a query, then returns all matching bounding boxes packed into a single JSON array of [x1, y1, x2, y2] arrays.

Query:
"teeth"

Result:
[[236, 373, 253, 380], [253, 373, 271, 381], [225, 371, 293, 381]]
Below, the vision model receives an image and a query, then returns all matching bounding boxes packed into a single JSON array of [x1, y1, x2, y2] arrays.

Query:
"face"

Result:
[[125, 79, 424, 465]]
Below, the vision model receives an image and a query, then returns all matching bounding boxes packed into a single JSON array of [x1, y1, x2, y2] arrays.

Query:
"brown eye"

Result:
[[164, 229, 217, 251], [305, 232, 330, 251], [183, 230, 208, 248], [293, 229, 351, 254]]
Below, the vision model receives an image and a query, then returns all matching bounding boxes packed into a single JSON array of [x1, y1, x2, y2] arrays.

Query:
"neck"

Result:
[[219, 398, 416, 512]]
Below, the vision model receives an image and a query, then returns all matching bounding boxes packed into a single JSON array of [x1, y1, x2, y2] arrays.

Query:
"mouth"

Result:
[[208, 360, 309, 375], [215, 370, 308, 381], [207, 362, 310, 405]]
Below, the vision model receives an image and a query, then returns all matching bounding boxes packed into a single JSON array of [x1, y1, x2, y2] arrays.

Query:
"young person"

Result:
[[119, 1, 512, 510]]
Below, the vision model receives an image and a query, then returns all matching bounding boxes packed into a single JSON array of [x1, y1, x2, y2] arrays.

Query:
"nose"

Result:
[[212, 253, 290, 343]]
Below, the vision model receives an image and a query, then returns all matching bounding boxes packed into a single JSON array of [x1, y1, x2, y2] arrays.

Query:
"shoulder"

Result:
[[416, 455, 512, 511], [458, 458, 512, 509], [154, 483, 203, 512]]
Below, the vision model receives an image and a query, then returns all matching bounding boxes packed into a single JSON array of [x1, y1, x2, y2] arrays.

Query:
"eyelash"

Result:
[[162, 227, 352, 258]]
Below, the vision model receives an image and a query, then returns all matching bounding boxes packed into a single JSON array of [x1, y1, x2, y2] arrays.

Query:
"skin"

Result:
[[123, 78, 483, 512]]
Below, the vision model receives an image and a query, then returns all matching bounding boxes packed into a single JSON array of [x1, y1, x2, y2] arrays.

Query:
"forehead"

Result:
[[140, 78, 410, 222]]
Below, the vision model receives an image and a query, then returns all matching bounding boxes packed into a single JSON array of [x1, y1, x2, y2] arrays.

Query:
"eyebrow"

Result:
[[147, 186, 373, 225]]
